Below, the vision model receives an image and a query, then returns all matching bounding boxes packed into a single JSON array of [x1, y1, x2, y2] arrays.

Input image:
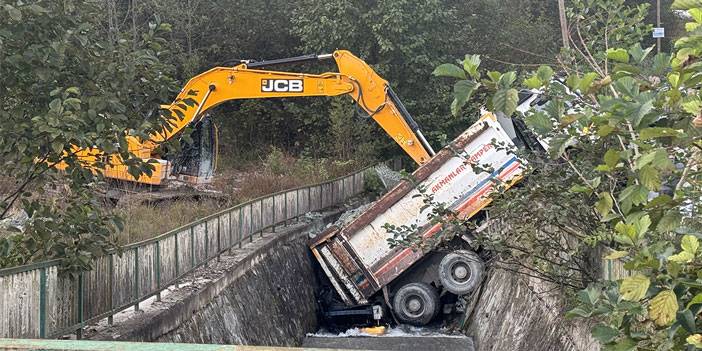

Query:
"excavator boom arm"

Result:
[[147, 50, 433, 164], [78, 50, 435, 185]]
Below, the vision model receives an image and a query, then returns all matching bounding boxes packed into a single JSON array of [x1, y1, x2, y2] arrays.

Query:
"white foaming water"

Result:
[[308, 325, 467, 338]]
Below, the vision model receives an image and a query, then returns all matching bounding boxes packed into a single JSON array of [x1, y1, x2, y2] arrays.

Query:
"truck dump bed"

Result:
[[310, 114, 525, 305]]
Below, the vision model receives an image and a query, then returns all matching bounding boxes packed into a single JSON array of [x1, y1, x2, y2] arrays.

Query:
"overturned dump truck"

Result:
[[310, 113, 530, 326]]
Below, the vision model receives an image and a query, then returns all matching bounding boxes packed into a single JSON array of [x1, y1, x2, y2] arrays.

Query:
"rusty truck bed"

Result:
[[310, 113, 524, 305]]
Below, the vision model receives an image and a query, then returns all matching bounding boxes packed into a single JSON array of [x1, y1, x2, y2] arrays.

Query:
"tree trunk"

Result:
[[558, 0, 570, 49]]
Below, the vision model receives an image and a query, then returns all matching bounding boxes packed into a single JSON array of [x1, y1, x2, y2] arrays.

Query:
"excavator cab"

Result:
[[168, 115, 217, 185]]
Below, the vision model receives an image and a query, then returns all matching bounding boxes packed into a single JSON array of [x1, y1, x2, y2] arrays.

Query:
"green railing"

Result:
[[0, 167, 373, 339]]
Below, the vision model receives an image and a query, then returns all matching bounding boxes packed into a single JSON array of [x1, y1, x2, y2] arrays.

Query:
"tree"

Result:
[[432, 0, 702, 347], [0, 0, 177, 272]]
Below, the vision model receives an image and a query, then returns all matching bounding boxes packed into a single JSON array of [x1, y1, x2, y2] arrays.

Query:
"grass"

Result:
[[116, 148, 371, 244]]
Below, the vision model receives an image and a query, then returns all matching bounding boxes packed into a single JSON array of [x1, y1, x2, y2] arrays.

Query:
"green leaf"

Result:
[[51, 141, 63, 154], [603, 338, 636, 351], [629, 44, 654, 64], [639, 165, 661, 191], [536, 66, 554, 84], [618, 185, 648, 206], [607, 48, 630, 63], [639, 127, 684, 140], [487, 71, 502, 83], [633, 215, 651, 237], [592, 324, 619, 344], [548, 135, 576, 158], [598, 124, 615, 137], [49, 98, 62, 112], [657, 210, 682, 232], [669, 251, 695, 263], [672, 0, 702, 10], [604, 250, 628, 260], [604, 149, 620, 169], [524, 75, 542, 89], [432, 64, 466, 80], [565, 306, 592, 319], [462, 55, 481, 79], [579, 72, 599, 93], [524, 111, 552, 134], [65, 87, 81, 96], [649, 290, 678, 326], [619, 274, 650, 301], [686, 334, 702, 348], [498, 71, 517, 89], [635, 149, 671, 170], [682, 235, 699, 254], [451, 80, 479, 116], [596, 192, 614, 217], [682, 98, 702, 115], [492, 88, 519, 117], [687, 293, 702, 308], [3, 5, 22, 21], [690, 8, 702, 23], [630, 98, 654, 128]]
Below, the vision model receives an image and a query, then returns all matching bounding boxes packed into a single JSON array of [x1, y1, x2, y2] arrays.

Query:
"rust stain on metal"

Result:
[[308, 226, 340, 247], [329, 240, 359, 275]]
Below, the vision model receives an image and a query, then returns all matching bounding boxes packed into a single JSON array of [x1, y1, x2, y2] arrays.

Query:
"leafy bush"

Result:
[[433, 0, 702, 348]]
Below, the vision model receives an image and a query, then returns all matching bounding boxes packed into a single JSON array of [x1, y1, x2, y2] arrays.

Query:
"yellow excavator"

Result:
[[62, 50, 437, 186]]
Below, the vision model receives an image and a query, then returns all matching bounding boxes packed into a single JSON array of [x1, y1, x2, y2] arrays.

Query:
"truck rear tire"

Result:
[[438, 250, 484, 295], [392, 282, 439, 326]]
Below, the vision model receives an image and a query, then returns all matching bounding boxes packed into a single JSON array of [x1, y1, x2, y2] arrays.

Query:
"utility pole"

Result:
[[657, 0, 662, 53], [558, 0, 570, 49]]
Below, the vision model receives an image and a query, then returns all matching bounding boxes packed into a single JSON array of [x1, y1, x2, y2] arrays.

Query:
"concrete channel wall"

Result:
[[90, 210, 344, 346], [156, 218, 327, 345], [465, 267, 599, 351]]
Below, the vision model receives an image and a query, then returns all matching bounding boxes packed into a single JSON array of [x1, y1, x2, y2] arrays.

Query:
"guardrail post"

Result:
[[217, 216, 221, 261], [238, 208, 243, 248], [228, 210, 233, 254], [260, 198, 264, 237], [272, 196, 276, 232], [296, 189, 300, 223], [190, 227, 195, 269], [155, 242, 161, 302], [352, 173, 357, 195], [249, 204, 254, 242], [39, 267, 46, 338], [308, 186, 312, 213], [76, 272, 84, 339], [284, 191, 288, 227], [174, 234, 180, 288], [108, 254, 114, 325], [134, 247, 139, 311], [204, 222, 209, 268]]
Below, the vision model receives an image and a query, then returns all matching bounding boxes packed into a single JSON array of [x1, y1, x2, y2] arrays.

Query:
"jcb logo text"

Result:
[[261, 79, 304, 93]]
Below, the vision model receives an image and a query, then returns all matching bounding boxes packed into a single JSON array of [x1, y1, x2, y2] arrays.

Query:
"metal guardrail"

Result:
[[0, 167, 373, 339]]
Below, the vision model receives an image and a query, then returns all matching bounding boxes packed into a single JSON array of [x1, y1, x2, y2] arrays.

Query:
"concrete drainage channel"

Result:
[[81, 200, 475, 351]]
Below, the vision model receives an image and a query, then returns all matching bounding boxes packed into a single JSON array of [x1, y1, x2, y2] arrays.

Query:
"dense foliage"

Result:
[[110, 0, 562, 161], [0, 0, 178, 271], [431, 0, 702, 348]]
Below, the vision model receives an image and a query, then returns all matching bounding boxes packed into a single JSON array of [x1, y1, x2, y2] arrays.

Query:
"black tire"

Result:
[[438, 250, 484, 295], [392, 282, 440, 326]]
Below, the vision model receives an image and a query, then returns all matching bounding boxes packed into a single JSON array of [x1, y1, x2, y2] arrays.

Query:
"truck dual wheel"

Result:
[[392, 282, 439, 326], [438, 250, 485, 295]]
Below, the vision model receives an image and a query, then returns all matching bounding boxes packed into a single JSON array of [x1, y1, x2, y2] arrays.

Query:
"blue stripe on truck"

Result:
[[448, 156, 518, 210]]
